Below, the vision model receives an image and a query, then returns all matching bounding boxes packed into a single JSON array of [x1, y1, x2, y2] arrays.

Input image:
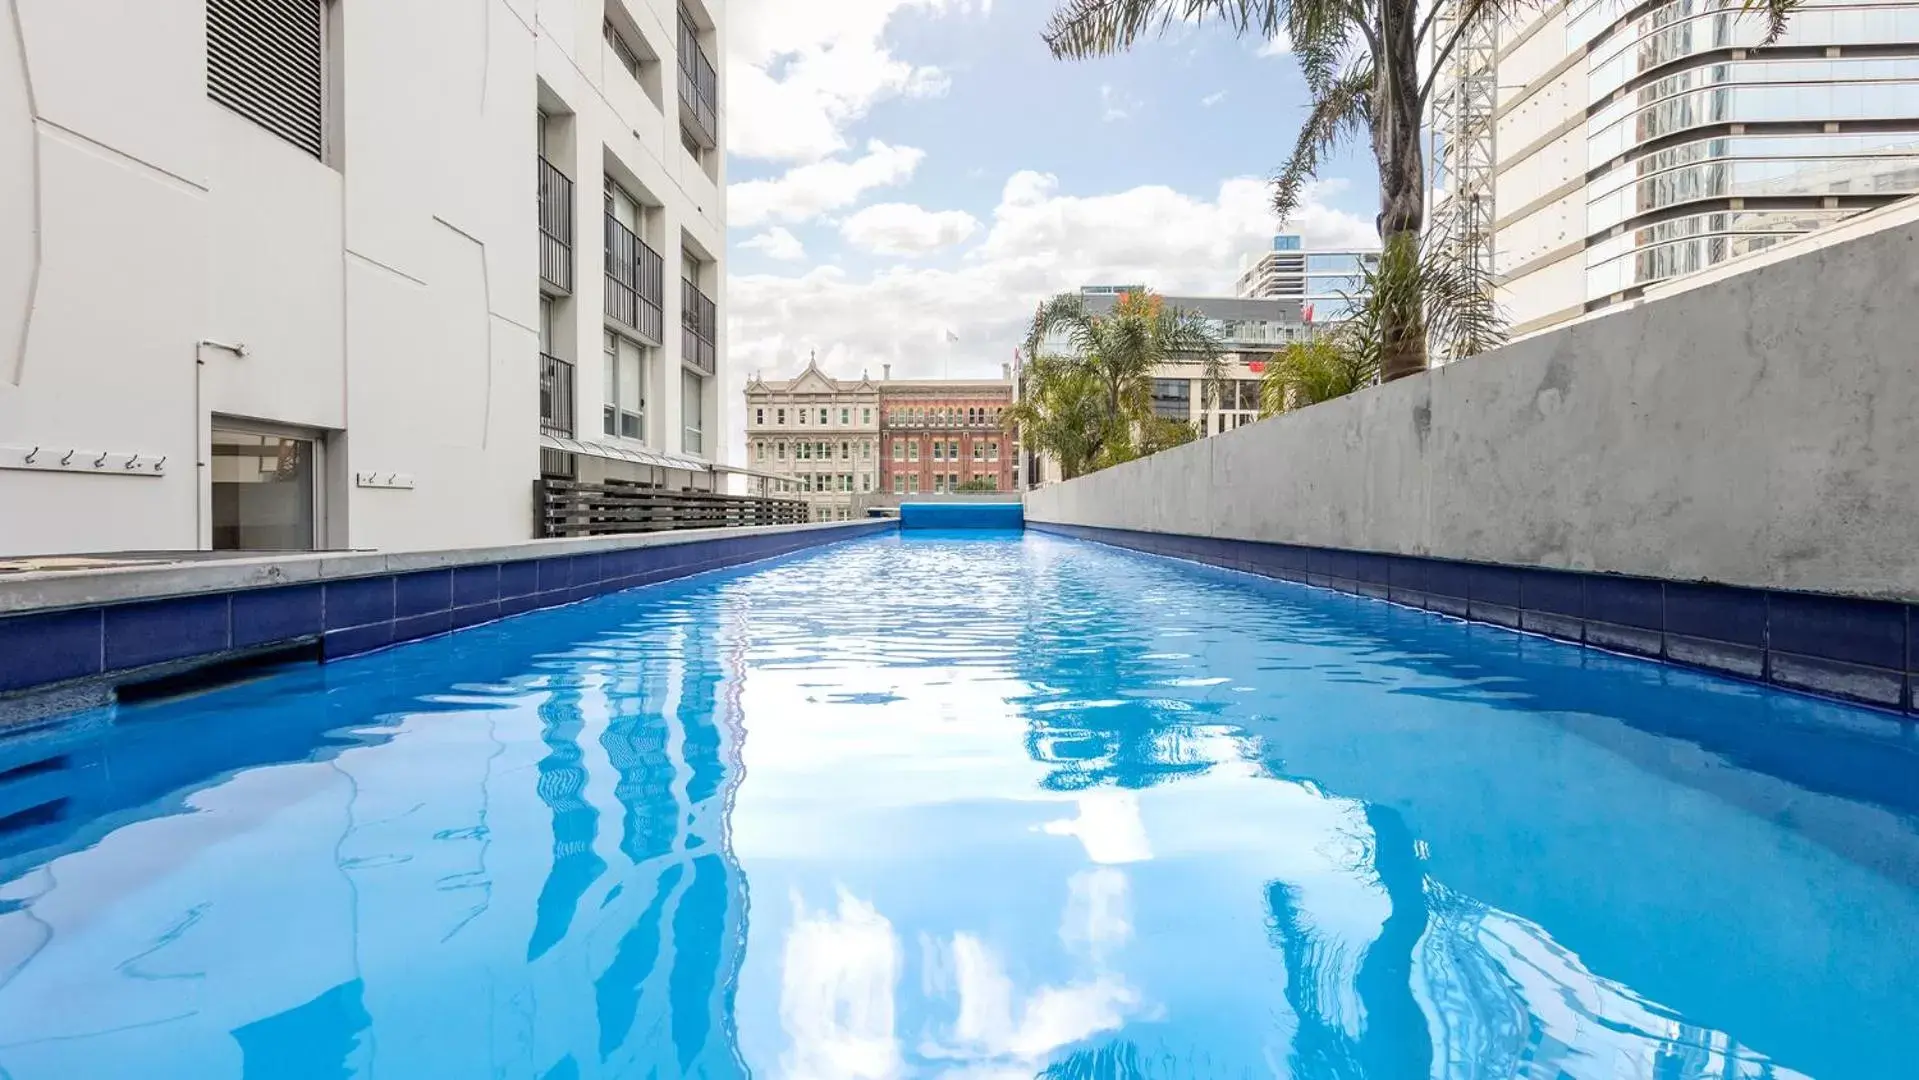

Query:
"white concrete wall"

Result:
[[1027, 216, 1919, 602], [537, 0, 727, 468], [0, 0, 726, 556]]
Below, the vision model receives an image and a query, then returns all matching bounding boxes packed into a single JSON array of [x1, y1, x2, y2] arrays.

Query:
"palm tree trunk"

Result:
[[1376, 0, 1428, 383]]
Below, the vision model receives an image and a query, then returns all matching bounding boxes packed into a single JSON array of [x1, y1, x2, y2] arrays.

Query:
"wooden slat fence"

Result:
[[538, 479, 809, 538]]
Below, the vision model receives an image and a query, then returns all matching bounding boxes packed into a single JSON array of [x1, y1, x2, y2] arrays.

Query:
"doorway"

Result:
[[210, 424, 321, 551]]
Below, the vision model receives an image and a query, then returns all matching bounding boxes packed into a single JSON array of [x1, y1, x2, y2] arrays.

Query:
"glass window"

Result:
[[755, 441, 765, 461], [932, 441, 944, 462], [840, 441, 850, 460], [777, 407, 786, 425], [972, 442, 984, 461], [682, 370, 704, 454], [211, 426, 317, 551], [892, 441, 904, 462], [947, 441, 959, 460], [988, 441, 1000, 462], [908, 442, 920, 462], [862, 407, 872, 424], [934, 475, 946, 494], [819, 408, 828, 424], [840, 407, 850, 424], [1152, 378, 1192, 419], [909, 474, 919, 493], [776, 441, 786, 460], [893, 474, 905, 494], [603, 332, 643, 440], [755, 407, 764, 425]]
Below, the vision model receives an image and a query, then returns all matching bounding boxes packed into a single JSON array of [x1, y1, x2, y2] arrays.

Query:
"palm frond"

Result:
[[1043, 0, 1284, 58], [1259, 332, 1377, 414], [1272, 62, 1374, 223], [1741, 0, 1801, 44]]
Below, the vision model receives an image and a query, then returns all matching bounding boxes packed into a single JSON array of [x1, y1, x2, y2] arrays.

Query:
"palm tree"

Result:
[[1027, 289, 1226, 423], [1011, 289, 1226, 477], [1042, 0, 1803, 382], [1261, 232, 1505, 413], [1005, 353, 1115, 480]]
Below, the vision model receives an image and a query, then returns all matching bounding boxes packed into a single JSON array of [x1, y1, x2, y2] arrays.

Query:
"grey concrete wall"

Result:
[[1026, 217, 1919, 602]]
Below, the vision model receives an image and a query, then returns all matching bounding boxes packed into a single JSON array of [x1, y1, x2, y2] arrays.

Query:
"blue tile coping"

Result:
[[0, 520, 895, 717], [1030, 522, 1918, 718]]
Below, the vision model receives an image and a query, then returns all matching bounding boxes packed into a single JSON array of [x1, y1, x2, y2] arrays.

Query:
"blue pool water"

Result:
[[0, 531, 1916, 1078]]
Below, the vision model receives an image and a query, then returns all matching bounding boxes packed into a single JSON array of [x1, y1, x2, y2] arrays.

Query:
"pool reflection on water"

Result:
[[0, 531, 1915, 1079]]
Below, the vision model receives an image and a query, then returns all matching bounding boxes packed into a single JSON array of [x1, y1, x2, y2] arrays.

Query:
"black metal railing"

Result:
[[538, 478, 808, 537], [538, 157, 574, 293], [604, 215, 664, 342], [681, 278, 716, 374], [539, 353, 575, 438], [677, 8, 718, 148]]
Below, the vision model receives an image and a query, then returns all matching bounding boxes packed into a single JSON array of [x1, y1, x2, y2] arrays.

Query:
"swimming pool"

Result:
[[0, 530, 1914, 1078]]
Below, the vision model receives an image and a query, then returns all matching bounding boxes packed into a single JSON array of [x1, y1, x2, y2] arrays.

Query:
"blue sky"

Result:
[[722, 0, 1379, 450]]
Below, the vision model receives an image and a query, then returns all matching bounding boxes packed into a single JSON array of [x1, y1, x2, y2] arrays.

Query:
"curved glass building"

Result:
[[1483, 0, 1919, 335]]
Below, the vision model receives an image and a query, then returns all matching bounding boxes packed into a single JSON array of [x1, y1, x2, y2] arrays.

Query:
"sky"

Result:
[[721, 0, 1381, 459]]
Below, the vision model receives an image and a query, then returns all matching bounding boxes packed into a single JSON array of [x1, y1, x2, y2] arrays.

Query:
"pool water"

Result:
[[0, 531, 1915, 1079]]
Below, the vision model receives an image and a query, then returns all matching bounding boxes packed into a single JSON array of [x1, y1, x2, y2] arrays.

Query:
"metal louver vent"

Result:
[[207, 0, 325, 159]]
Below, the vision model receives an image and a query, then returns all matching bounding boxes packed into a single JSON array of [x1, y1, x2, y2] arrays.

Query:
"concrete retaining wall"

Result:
[[1025, 215, 1919, 603]]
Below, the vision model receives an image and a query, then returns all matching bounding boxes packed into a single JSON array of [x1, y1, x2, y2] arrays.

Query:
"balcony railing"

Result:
[[681, 278, 716, 374], [604, 215, 664, 343], [677, 8, 718, 148], [539, 353, 575, 438], [538, 157, 574, 293]]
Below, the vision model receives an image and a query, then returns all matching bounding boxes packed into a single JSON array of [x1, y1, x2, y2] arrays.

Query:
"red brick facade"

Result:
[[878, 384, 1016, 495]]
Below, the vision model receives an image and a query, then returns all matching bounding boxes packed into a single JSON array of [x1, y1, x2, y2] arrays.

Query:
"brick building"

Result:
[[878, 366, 1017, 496]]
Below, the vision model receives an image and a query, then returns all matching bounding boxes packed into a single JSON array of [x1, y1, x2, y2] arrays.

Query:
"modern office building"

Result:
[[878, 369, 1018, 498], [1233, 235, 1380, 323], [1434, 0, 1919, 337], [0, 0, 725, 557], [742, 359, 883, 523]]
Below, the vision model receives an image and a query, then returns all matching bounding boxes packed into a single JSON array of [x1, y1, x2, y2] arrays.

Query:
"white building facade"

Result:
[[0, 0, 726, 557], [1468, 0, 1919, 337], [742, 359, 882, 523]]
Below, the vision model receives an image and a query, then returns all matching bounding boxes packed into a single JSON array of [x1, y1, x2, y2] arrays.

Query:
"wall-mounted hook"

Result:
[[93, 452, 108, 469], [60, 450, 73, 466], [23, 447, 37, 464], [124, 454, 141, 470], [155, 456, 166, 470]]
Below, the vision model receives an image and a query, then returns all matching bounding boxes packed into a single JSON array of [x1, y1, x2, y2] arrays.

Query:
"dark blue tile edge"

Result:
[[1028, 521, 1916, 718], [0, 522, 897, 696]]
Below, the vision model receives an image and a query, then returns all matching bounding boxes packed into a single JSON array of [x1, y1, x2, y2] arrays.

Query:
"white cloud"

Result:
[[1099, 83, 1136, 122], [779, 888, 903, 1080], [841, 204, 981, 256], [730, 141, 926, 227], [723, 171, 1374, 461], [1201, 90, 1227, 107], [726, 0, 987, 163], [741, 227, 807, 261], [1257, 29, 1293, 56]]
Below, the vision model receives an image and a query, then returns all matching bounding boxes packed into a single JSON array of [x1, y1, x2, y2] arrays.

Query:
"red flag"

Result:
[[1302, 303, 1315, 324], [1248, 361, 1265, 374]]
